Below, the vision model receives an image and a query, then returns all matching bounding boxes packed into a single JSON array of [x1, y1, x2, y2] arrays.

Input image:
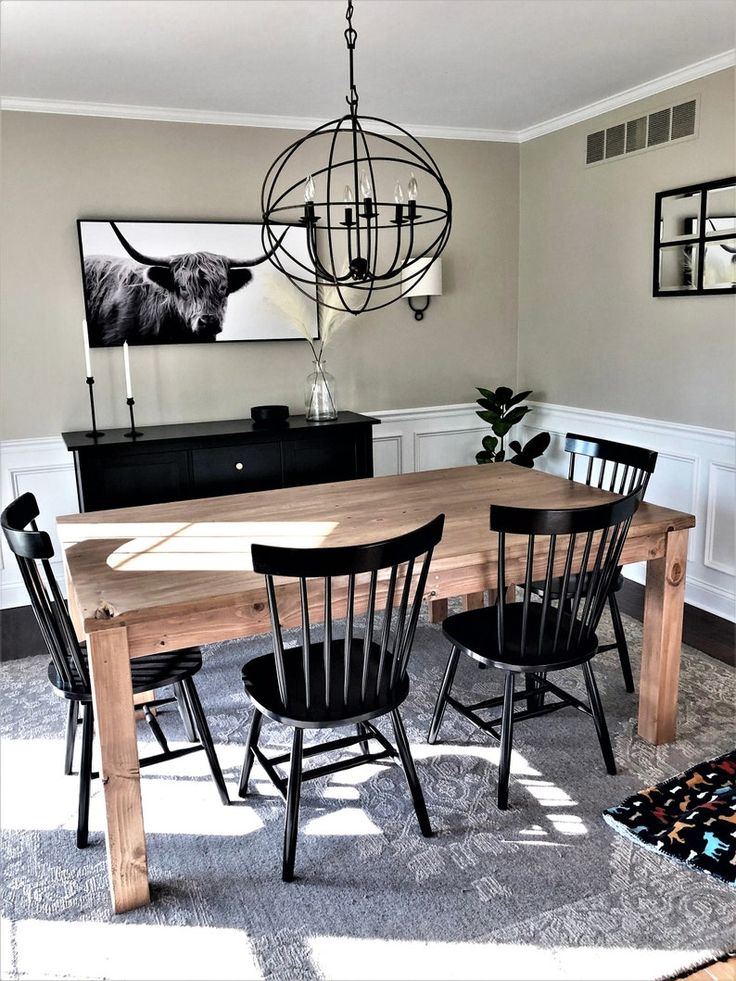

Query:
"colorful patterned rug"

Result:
[[604, 750, 736, 887]]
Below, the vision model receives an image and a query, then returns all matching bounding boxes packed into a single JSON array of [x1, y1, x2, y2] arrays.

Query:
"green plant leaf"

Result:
[[495, 386, 513, 404], [502, 406, 531, 427], [476, 398, 501, 415], [496, 449, 505, 462], [482, 434, 499, 453], [523, 431, 552, 458], [508, 439, 522, 453], [476, 387, 495, 400], [476, 409, 501, 424], [494, 420, 514, 436], [506, 389, 533, 408], [475, 451, 493, 464], [509, 452, 535, 468]]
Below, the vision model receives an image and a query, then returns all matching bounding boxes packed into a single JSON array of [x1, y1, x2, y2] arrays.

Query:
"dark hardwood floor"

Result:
[[617, 580, 735, 667]]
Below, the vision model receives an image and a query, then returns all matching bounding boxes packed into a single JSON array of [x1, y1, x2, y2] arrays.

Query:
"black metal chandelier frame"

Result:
[[260, 0, 452, 314]]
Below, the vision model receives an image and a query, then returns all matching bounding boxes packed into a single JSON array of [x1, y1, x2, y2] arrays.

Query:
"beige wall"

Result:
[[518, 68, 736, 432], [3, 69, 734, 443], [0, 112, 519, 440]]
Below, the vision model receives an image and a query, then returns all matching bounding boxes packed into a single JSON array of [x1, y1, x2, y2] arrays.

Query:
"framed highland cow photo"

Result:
[[77, 220, 319, 346]]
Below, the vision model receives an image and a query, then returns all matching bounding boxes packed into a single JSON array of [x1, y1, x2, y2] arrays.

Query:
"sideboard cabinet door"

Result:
[[78, 449, 191, 511], [283, 433, 361, 487]]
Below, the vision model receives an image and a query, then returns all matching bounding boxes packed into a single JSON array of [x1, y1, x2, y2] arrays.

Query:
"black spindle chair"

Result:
[[551, 434, 657, 692], [1, 493, 229, 849], [239, 514, 445, 881], [428, 491, 640, 810]]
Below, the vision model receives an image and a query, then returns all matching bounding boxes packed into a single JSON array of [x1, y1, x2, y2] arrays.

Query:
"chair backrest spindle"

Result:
[[1, 492, 91, 691], [565, 433, 657, 497], [492, 492, 641, 662], [251, 515, 445, 719]]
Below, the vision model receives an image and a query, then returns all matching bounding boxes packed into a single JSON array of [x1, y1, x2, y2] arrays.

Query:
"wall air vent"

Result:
[[647, 108, 671, 146], [585, 97, 699, 167], [671, 99, 697, 140], [605, 123, 625, 158], [587, 130, 605, 164]]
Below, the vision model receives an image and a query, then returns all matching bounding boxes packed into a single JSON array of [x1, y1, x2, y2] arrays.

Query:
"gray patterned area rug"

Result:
[[1, 607, 734, 981]]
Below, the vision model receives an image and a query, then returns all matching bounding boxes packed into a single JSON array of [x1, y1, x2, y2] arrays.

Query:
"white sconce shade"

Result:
[[402, 258, 443, 297]]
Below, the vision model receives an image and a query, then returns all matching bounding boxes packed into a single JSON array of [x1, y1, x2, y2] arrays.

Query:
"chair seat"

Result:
[[242, 638, 410, 728], [48, 645, 203, 701], [442, 602, 598, 672]]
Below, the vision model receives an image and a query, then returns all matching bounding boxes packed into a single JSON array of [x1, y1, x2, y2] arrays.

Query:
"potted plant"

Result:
[[475, 386, 551, 467]]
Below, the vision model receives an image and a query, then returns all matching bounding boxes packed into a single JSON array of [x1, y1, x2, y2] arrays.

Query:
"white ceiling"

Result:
[[1, 0, 734, 139]]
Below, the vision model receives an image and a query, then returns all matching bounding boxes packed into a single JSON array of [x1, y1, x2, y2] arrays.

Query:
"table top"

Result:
[[58, 463, 695, 634]]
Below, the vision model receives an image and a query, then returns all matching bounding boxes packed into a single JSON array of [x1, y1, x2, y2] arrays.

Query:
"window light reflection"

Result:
[[96, 520, 340, 572]]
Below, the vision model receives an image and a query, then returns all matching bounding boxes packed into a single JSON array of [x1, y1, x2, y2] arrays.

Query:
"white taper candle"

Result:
[[82, 319, 92, 378], [123, 341, 133, 399]]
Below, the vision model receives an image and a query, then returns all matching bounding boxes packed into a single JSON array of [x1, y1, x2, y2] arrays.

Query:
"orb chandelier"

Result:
[[260, 0, 452, 314]]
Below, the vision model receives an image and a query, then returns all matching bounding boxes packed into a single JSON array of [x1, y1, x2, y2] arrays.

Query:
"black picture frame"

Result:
[[653, 176, 736, 296], [77, 219, 320, 346]]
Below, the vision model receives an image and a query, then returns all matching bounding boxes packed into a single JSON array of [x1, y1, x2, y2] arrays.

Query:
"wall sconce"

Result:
[[401, 257, 443, 321]]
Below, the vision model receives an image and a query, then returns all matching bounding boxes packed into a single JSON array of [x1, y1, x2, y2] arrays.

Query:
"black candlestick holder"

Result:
[[84, 376, 105, 439], [123, 397, 143, 439]]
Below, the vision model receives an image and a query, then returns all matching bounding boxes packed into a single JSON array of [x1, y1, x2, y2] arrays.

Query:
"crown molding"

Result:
[[0, 95, 519, 142], [1, 49, 733, 144], [517, 49, 736, 143]]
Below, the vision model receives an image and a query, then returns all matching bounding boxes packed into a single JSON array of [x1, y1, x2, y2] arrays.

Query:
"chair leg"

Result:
[[238, 709, 263, 798], [76, 703, 94, 848], [608, 592, 635, 693], [428, 645, 461, 744], [497, 672, 515, 810], [174, 681, 198, 741], [282, 728, 304, 882], [524, 672, 544, 713], [582, 660, 616, 775], [64, 700, 79, 775], [356, 722, 370, 756], [180, 677, 230, 805], [143, 703, 169, 754], [391, 709, 432, 837]]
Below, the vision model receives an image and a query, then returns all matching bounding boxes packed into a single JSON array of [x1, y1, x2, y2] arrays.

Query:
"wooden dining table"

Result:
[[58, 462, 695, 913]]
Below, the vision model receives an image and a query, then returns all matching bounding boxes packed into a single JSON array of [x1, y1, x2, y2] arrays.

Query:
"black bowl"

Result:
[[250, 404, 290, 425]]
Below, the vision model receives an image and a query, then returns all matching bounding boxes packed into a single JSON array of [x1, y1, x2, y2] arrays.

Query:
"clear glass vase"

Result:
[[305, 359, 337, 421]]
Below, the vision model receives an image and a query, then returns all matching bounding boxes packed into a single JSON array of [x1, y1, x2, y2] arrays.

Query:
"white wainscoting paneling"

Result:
[[0, 437, 77, 608], [368, 404, 486, 477], [2, 403, 733, 622]]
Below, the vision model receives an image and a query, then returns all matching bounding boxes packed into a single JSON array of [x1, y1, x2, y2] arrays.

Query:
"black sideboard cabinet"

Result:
[[62, 412, 380, 512]]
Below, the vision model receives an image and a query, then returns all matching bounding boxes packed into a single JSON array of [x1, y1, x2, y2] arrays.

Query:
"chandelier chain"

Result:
[[344, 0, 359, 114], [260, 0, 452, 313]]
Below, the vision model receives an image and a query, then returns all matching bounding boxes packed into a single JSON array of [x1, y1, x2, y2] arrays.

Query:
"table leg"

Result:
[[463, 592, 486, 611], [639, 528, 688, 745], [428, 598, 448, 623], [488, 585, 517, 605], [87, 625, 150, 912]]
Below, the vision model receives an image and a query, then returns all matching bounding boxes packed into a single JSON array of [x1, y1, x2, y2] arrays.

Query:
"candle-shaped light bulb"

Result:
[[407, 172, 418, 201], [359, 170, 372, 199], [343, 185, 354, 203], [394, 181, 405, 204], [82, 318, 92, 377], [123, 341, 133, 399], [304, 175, 315, 202]]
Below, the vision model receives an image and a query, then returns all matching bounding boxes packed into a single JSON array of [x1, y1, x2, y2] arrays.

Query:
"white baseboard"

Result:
[[2, 402, 734, 622]]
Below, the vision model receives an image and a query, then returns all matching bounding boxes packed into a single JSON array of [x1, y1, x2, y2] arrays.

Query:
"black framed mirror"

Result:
[[653, 176, 736, 296]]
